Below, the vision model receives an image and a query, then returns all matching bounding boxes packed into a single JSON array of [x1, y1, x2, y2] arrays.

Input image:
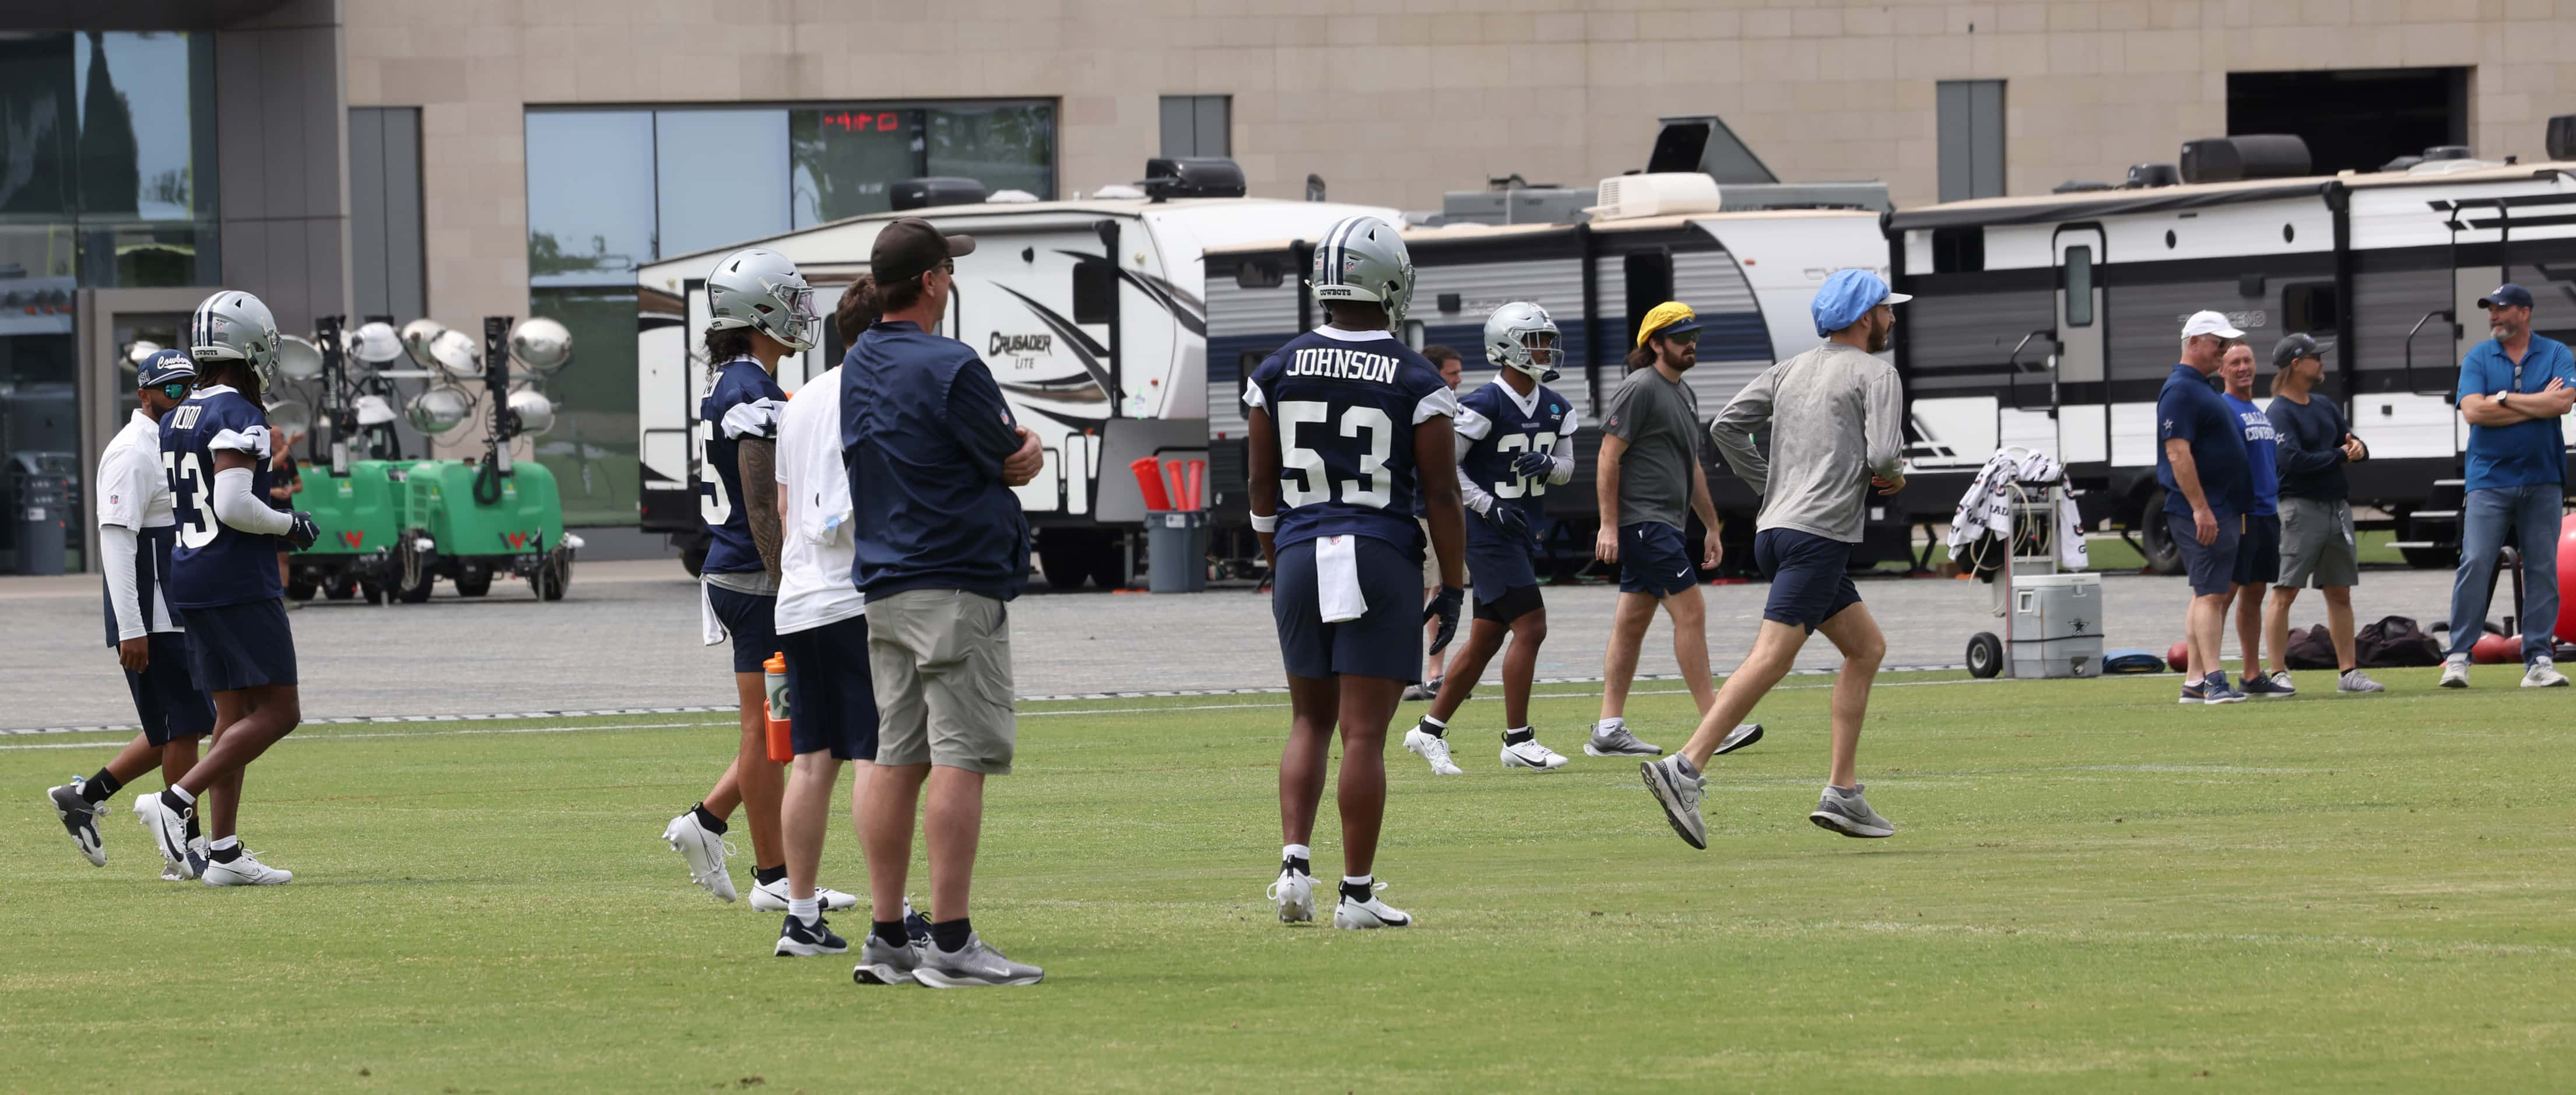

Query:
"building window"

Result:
[[1159, 94, 1230, 158], [349, 107, 424, 320], [1936, 80, 2005, 202]]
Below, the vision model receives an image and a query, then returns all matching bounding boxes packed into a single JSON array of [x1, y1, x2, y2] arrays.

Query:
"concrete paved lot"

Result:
[[1, 559, 2474, 729]]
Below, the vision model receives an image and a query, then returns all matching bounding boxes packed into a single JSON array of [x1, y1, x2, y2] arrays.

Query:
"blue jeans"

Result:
[[2445, 484, 2564, 662]]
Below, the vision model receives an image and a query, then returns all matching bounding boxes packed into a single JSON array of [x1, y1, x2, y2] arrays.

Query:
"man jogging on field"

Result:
[[1641, 269, 1907, 848]]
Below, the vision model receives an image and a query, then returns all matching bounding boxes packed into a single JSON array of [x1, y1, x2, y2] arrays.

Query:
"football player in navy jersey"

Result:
[[1402, 303, 1580, 774], [133, 292, 320, 886], [1246, 216, 1465, 930], [44, 350, 215, 878], [661, 248, 857, 915]]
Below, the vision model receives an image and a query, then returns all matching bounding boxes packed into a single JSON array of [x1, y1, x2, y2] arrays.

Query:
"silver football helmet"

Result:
[[1483, 301, 1562, 382], [189, 291, 282, 387], [1309, 216, 1415, 329], [707, 248, 817, 352]]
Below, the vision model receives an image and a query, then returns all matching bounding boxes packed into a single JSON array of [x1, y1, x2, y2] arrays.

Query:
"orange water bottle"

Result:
[[763, 652, 792, 763]]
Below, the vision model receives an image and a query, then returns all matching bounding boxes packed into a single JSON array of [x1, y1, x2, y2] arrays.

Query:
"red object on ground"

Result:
[[1129, 457, 1171, 510], [2166, 640, 2189, 673], [2471, 631, 2519, 665], [2559, 513, 2576, 643]]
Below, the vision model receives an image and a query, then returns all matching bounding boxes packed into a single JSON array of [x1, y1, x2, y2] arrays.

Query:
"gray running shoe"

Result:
[[2523, 658, 2568, 688], [1809, 784, 1895, 838], [1711, 722, 1764, 756], [1639, 755, 1708, 850], [913, 933, 1044, 988], [2336, 669, 2385, 694], [1585, 722, 1663, 757], [1400, 677, 1441, 703], [2438, 657, 2469, 689], [851, 935, 923, 986]]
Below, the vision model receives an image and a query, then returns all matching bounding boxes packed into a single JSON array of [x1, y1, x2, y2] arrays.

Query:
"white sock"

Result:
[[1342, 874, 1373, 892], [1597, 717, 1623, 733], [1282, 844, 1310, 865], [208, 835, 240, 852], [787, 896, 820, 924], [167, 785, 195, 805], [1420, 714, 1447, 729]]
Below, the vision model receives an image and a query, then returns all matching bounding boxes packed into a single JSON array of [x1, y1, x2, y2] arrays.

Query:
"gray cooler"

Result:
[[2008, 573, 2102, 679]]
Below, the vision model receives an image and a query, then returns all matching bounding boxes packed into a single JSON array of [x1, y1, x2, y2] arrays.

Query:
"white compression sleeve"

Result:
[[101, 524, 146, 640], [1547, 434, 1575, 485], [1455, 464, 1493, 514], [212, 466, 294, 536]]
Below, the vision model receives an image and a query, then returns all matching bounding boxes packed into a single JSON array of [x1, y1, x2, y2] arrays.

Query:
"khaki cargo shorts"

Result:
[[1417, 518, 1468, 588], [866, 589, 1016, 774]]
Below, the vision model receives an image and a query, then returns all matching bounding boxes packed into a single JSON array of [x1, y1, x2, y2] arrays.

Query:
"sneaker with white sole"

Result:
[[202, 848, 292, 886], [1403, 724, 1463, 775], [1332, 882, 1412, 929], [1268, 867, 1315, 924], [1639, 754, 1708, 850], [1399, 677, 1441, 703], [1500, 736, 1568, 771], [2523, 658, 2568, 688], [774, 915, 848, 957], [1809, 784, 1896, 838], [2240, 672, 2295, 698], [749, 878, 858, 912], [914, 933, 1044, 988], [851, 935, 924, 985], [2438, 657, 2470, 689], [161, 835, 206, 882], [46, 780, 107, 866], [1584, 722, 1663, 757], [1711, 722, 1764, 756], [662, 810, 738, 903], [132, 792, 192, 872], [2336, 669, 2385, 694]]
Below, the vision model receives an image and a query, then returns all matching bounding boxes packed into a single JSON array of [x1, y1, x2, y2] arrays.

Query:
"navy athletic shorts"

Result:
[[707, 584, 781, 674], [2167, 510, 2242, 598], [2233, 511, 2282, 586], [1753, 528, 1862, 633], [782, 613, 880, 761], [125, 632, 214, 745], [1616, 522, 1697, 598], [1466, 536, 1539, 606], [176, 599, 297, 692], [1270, 536, 1422, 682]]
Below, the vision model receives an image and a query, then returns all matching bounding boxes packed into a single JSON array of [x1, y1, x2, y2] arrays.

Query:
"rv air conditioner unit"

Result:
[[1442, 182, 1594, 226], [1714, 181, 1891, 212], [892, 177, 989, 210], [2549, 114, 2576, 160], [2123, 163, 2180, 188], [2178, 135, 2311, 184], [1143, 157, 1247, 200], [1589, 173, 1725, 220]]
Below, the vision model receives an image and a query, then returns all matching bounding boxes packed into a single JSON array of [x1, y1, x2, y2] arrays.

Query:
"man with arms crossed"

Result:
[[1639, 269, 1907, 848], [2258, 334, 2383, 694], [2438, 283, 2573, 689], [2157, 311, 2256, 705]]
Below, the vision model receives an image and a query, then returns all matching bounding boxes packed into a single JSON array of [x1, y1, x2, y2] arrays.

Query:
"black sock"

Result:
[[929, 917, 973, 953], [753, 864, 786, 886], [1285, 855, 1312, 878], [1339, 879, 1374, 903], [209, 843, 242, 864], [689, 802, 727, 835], [1417, 720, 1445, 739], [184, 812, 201, 843], [873, 921, 907, 947], [81, 768, 122, 803], [159, 789, 190, 813], [1503, 728, 1534, 745]]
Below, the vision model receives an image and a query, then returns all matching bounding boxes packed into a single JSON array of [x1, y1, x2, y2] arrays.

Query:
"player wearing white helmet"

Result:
[[1248, 215, 1465, 929]]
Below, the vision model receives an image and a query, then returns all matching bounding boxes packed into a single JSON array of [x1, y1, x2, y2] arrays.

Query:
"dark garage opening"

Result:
[[2227, 68, 2468, 174]]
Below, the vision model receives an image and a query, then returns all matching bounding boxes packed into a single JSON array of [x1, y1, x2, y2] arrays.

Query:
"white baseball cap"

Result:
[[2181, 310, 2244, 339]]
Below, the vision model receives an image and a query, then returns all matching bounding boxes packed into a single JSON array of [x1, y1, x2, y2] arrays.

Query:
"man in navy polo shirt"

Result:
[[841, 216, 1047, 988], [2158, 311, 2255, 704], [2439, 283, 2574, 689]]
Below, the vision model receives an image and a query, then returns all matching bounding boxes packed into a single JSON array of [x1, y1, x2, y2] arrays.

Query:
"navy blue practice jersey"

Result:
[[1455, 380, 1578, 549], [160, 385, 283, 609], [697, 357, 787, 575], [1244, 327, 1458, 553]]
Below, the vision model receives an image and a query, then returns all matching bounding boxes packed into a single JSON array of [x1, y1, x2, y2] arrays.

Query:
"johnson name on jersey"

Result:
[[697, 357, 787, 576], [1455, 380, 1578, 548], [1243, 327, 1460, 553], [160, 384, 282, 609]]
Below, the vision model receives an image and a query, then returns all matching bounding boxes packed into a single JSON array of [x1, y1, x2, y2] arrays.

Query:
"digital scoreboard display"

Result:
[[819, 110, 903, 134]]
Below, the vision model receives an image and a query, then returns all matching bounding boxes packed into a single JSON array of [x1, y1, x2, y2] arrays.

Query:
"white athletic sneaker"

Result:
[[1499, 736, 1568, 771], [1403, 724, 1464, 775], [749, 878, 859, 912], [132, 792, 192, 872], [201, 848, 292, 886], [2523, 658, 2569, 688], [2438, 657, 2470, 689], [1332, 881, 1412, 929], [2336, 669, 2385, 694], [662, 811, 738, 903], [1268, 868, 1315, 924]]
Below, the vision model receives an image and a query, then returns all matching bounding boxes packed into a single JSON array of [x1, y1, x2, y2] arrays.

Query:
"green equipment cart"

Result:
[[286, 458, 405, 603], [388, 457, 574, 602]]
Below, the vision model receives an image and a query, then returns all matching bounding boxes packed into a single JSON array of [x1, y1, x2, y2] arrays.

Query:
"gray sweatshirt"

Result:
[[1708, 342, 1905, 543]]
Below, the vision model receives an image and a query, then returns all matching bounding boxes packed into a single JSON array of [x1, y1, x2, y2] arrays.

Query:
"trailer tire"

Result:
[[1086, 534, 1129, 591], [2136, 489, 2185, 575], [2399, 545, 2454, 569], [1036, 527, 1100, 590], [396, 532, 438, 603], [324, 574, 357, 601], [285, 580, 318, 602], [454, 570, 492, 598], [679, 538, 708, 578], [539, 549, 573, 601], [360, 580, 385, 605], [1966, 631, 2004, 678]]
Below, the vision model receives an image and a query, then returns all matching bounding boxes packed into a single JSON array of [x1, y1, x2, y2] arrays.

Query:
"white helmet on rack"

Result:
[[707, 248, 818, 351], [1483, 301, 1562, 382], [189, 290, 282, 387], [1308, 216, 1415, 329]]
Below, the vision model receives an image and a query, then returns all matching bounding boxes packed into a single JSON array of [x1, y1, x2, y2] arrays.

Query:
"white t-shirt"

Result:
[[772, 366, 866, 634], [97, 409, 183, 637]]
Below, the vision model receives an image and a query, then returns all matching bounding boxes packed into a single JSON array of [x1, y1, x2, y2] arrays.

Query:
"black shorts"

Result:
[[1465, 534, 1539, 603], [1753, 528, 1862, 633], [1270, 536, 1421, 682], [706, 584, 781, 674], [781, 614, 880, 761], [2167, 510, 2242, 598], [1616, 522, 1697, 598], [1472, 583, 1544, 624], [176, 599, 297, 692], [2233, 512, 2282, 586], [126, 632, 214, 745]]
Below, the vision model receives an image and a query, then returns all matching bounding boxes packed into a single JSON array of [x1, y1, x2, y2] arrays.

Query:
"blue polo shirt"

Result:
[[2455, 333, 2576, 491], [2223, 392, 2279, 516], [2156, 363, 2251, 518], [840, 320, 1029, 601]]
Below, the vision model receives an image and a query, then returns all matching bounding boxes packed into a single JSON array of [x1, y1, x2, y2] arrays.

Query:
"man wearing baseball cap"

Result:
[[2439, 282, 2575, 689], [2259, 333, 2383, 694], [2159, 310, 2256, 704]]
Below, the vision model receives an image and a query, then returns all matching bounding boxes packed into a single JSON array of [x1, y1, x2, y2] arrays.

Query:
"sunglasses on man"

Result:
[[1662, 331, 1700, 346], [153, 382, 189, 401]]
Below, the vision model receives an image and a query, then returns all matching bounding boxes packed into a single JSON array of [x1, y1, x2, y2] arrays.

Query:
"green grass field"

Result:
[[5, 668, 2573, 1092]]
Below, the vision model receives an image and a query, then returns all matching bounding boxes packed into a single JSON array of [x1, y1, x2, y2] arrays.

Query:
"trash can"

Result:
[[1146, 509, 1208, 594], [10, 451, 79, 576]]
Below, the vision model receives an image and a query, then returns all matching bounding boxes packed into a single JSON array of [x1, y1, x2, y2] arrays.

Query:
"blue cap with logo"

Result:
[[135, 348, 197, 388], [2476, 283, 2535, 310], [1812, 268, 1911, 337]]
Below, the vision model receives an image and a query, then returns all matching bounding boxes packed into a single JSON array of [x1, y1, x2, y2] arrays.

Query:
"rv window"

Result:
[[2283, 282, 2339, 334], [2062, 245, 2094, 327], [1072, 256, 1115, 325], [1623, 251, 1675, 348], [1930, 227, 1983, 273], [1234, 259, 1283, 289]]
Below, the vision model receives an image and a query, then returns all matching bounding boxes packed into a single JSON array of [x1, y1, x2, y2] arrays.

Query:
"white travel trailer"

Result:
[[633, 160, 1396, 584]]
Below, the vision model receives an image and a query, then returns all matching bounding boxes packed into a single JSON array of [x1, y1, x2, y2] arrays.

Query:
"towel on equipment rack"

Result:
[[1946, 449, 2088, 573]]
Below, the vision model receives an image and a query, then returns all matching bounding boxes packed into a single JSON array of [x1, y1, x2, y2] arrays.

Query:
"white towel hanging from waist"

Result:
[[700, 577, 729, 646], [1316, 535, 1367, 623]]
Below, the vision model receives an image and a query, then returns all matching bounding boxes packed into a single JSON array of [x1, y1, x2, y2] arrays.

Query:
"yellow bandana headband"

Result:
[[1636, 301, 1696, 349]]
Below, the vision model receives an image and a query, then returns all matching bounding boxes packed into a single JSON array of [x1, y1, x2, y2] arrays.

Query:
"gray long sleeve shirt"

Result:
[[1708, 342, 1905, 543]]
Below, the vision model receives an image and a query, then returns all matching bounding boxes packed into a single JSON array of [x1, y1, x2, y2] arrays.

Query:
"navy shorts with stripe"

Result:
[[2233, 512, 2281, 586], [1270, 536, 1423, 682], [126, 632, 214, 745], [781, 613, 880, 761], [1616, 522, 1697, 598], [707, 585, 781, 674], [1753, 528, 1863, 633], [177, 599, 297, 692]]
